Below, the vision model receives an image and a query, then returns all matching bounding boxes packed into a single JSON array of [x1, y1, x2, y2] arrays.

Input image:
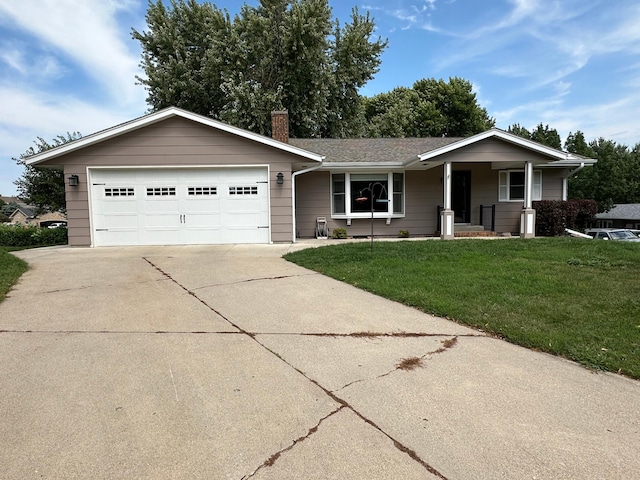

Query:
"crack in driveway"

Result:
[[190, 272, 319, 291], [241, 405, 345, 479], [142, 257, 450, 479], [332, 337, 459, 393]]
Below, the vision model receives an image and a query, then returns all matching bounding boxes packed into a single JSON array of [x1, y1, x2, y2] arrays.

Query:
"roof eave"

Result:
[[320, 162, 405, 170]]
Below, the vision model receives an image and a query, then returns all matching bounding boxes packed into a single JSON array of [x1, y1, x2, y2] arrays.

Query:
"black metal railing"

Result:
[[479, 204, 496, 232]]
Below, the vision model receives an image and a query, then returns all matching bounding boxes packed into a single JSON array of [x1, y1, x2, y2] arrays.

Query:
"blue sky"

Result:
[[1, 0, 640, 196]]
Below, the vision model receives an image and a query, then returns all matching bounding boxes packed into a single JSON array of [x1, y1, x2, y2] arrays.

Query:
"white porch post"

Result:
[[520, 161, 536, 238], [441, 161, 455, 239]]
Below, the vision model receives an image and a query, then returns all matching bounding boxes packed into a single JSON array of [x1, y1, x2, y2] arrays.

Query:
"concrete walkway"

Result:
[[1, 243, 638, 479]]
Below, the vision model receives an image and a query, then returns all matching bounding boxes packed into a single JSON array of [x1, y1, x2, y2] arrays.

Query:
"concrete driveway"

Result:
[[1, 244, 638, 479]]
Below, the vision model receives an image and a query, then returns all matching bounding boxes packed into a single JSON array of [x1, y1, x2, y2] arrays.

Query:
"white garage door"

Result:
[[90, 168, 270, 246]]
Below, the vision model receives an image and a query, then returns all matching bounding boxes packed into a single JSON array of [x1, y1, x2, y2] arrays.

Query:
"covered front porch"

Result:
[[433, 160, 537, 239]]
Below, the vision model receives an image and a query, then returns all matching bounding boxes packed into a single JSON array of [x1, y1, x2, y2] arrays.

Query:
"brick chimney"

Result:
[[271, 110, 289, 143]]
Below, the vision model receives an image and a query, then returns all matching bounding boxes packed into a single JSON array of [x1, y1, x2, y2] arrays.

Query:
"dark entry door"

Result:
[[452, 171, 471, 223]]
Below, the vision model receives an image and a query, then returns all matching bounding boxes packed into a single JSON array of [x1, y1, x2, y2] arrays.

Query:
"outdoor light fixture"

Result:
[[276, 172, 284, 185], [68, 174, 79, 187]]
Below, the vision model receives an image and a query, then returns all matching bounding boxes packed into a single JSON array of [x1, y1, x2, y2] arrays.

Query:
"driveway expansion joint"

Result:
[[143, 256, 449, 479]]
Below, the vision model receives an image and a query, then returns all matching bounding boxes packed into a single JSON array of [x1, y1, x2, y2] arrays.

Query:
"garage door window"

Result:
[[147, 187, 176, 196], [229, 186, 258, 195], [188, 187, 217, 196], [105, 187, 134, 197]]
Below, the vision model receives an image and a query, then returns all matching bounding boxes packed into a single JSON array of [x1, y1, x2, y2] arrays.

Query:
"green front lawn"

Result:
[[284, 238, 640, 379], [0, 248, 28, 302]]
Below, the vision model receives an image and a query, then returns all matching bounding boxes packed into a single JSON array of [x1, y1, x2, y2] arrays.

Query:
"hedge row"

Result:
[[533, 200, 598, 237], [0, 225, 68, 247]]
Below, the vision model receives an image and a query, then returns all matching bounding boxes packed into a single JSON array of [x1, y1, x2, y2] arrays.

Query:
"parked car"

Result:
[[47, 222, 67, 229], [585, 229, 640, 242]]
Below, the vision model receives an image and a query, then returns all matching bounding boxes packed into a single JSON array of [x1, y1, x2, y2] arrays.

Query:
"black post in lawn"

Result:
[[355, 181, 389, 251]]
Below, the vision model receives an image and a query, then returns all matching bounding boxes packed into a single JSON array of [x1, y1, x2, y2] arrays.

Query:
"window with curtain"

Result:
[[498, 170, 542, 201]]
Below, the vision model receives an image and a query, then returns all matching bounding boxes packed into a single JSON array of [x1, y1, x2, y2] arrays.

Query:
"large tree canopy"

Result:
[[133, 0, 387, 138], [363, 77, 495, 138], [568, 135, 640, 211], [14, 133, 82, 213], [507, 123, 562, 149]]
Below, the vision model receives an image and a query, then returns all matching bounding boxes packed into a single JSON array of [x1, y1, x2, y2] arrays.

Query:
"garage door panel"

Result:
[[141, 214, 181, 229], [90, 168, 270, 246], [101, 213, 139, 229], [100, 200, 139, 215], [183, 212, 222, 227], [221, 227, 269, 244], [139, 228, 182, 245], [95, 229, 139, 247]]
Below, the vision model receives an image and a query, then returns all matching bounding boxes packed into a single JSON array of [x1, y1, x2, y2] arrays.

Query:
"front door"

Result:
[[452, 171, 471, 223]]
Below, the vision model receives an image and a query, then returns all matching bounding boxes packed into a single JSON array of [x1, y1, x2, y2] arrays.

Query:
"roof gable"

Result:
[[26, 107, 324, 166], [417, 128, 595, 165]]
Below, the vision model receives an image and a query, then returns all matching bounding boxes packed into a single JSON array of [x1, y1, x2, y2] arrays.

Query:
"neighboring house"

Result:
[[24, 107, 595, 247], [594, 204, 640, 229], [5, 201, 66, 227]]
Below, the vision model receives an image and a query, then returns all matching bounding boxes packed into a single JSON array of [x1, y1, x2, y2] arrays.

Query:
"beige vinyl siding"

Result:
[[296, 170, 442, 238], [43, 117, 299, 245], [437, 137, 549, 163], [295, 165, 569, 238], [295, 171, 332, 238], [541, 169, 564, 200], [64, 165, 90, 246]]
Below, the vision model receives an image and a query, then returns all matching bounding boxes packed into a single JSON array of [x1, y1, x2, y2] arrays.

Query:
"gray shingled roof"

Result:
[[288, 137, 463, 164], [9, 205, 37, 219], [596, 204, 640, 220]]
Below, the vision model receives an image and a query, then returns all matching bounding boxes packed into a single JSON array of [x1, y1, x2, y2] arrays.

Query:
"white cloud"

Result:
[[494, 91, 640, 148], [0, 85, 144, 196], [0, 0, 143, 105], [0, 43, 66, 82]]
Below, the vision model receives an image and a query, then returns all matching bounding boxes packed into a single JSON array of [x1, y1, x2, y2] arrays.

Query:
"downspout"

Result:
[[562, 162, 585, 201], [291, 162, 324, 243]]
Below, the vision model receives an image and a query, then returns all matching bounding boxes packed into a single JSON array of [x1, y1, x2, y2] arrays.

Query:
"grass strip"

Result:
[[0, 248, 28, 302]]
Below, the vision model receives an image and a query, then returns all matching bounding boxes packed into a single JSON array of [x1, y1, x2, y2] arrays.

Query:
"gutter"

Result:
[[562, 162, 585, 201], [291, 162, 324, 243]]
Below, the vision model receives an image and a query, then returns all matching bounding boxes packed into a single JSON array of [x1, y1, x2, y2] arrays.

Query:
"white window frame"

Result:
[[330, 171, 405, 219], [498, 170, 542, 202]]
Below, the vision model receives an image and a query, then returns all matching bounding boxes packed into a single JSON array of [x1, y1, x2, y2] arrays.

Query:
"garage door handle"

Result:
[[179, 214, 186, 223]]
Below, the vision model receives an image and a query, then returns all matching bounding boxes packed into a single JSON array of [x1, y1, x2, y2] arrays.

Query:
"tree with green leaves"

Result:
[[568, 136, 640, 211], [133, 0, 387, 138], [0, 198, 8, 223], [13, 132, 82, 213], [507, 123, 561, 149], [363, 77, 494, 138]]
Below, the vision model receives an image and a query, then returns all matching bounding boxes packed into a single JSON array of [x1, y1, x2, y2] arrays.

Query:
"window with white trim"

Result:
[[498, 170, 542, 202], [229, 186, 258, 195], [188, 186, 217, 196], [331, 172, 404, 217], [105, 187, 134, 197], [146, 187, 176, 196]]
